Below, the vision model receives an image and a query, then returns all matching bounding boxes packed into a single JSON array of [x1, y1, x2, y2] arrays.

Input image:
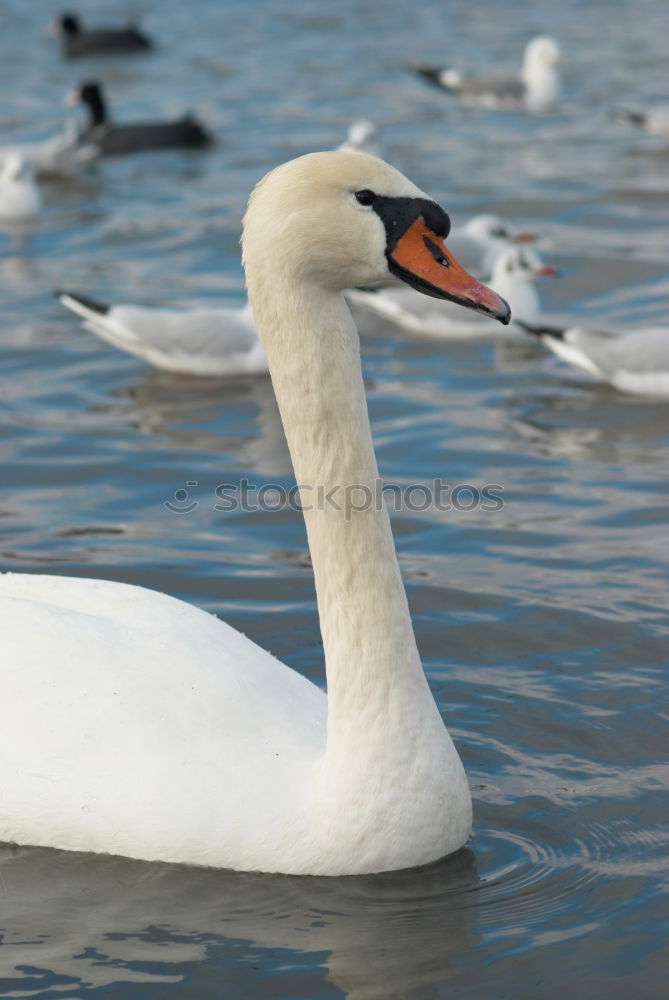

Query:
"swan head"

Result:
[[243, 151, 510, 323]]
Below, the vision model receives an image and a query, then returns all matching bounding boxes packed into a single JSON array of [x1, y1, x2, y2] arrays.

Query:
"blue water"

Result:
[[1, 0, 668, 997]]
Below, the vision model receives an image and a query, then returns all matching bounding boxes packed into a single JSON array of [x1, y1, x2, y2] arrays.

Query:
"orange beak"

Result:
[[389, 216, 511, 324]]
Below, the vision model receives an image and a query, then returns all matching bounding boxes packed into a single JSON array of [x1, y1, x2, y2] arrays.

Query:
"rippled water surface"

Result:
[[1, 0, 668, 997]]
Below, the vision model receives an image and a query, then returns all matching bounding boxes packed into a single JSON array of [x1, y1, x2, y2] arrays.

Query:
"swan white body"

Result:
[[533, 323, 669, 397], [0, 151, 511, 874], [416, 36, 562, 114], [0, 153, 41, 220], [0, 574, 325, 869], [349, 246, 552, 340], [58, 293, 268, 376]]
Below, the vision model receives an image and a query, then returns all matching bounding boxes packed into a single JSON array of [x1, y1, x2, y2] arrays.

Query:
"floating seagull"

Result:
[[444, 213, 535, 277], [0, 153, 41, 220], [613, 103, 669, 141], [348, 245, 555, 339], [52, 11, 153, 58], [338, 120, 381, 157], [414, 36, 562, 113], [518, 320, 669, 397], [57, 291, 267, 377], [69, 81, 212, 155], [0, 120, 98, 179]]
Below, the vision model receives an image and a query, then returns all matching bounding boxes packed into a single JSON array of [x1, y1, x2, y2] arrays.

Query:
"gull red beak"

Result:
[[388, 216, 511, 324], [512, 230, 535, 243], [535, 264, 557, 277]]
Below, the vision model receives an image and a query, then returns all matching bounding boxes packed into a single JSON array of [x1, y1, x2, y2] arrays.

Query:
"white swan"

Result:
[[414, 36, 562, 114], [520, 319, 669, 397], [348, 245, 554, 340], [57, 292, 267, 376], [0, 151, 510, 875], [0, 153, 41, 220]]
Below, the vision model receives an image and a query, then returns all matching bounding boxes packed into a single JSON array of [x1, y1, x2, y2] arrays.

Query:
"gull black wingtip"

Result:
[[411, 65, 444, 88], [54, 289, 111, 316], [514, 318, 565, 340]]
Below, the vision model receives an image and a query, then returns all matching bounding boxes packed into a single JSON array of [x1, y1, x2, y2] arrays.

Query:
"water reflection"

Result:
[[510, 383, 669, 463], [0, 845, 478, 998], [118, 369, 291, 476]]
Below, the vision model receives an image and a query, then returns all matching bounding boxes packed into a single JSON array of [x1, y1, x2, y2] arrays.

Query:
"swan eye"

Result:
[[355, 189, 376, 207]]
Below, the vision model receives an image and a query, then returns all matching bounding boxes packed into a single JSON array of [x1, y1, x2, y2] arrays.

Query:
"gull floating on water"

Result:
[[0, 120, 98, 179], [518, 320, 669, 397], [0, 153, 41, 220], [57, 292, 267, 376], [613, 103, 669, 141], [55, 212, 531, 368], [348, 246, 555, 340], [444, 213, 535, 278], [414, 36, 562, 114], [56, 211, 532, 369], [337, 120, 382, 158]]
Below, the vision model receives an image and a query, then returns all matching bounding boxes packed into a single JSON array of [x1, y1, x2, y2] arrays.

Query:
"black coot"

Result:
[[56, 11, 153, 58], [71, 82, 213, 155]]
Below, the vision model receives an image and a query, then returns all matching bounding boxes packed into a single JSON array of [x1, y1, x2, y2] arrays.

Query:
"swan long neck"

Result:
[[247, 270, 432, 727]]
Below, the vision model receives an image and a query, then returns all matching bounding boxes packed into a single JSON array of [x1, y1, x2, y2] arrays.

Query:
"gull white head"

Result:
[[465, 213, 535, 245], [2, 152, 34, 184], [243, 151, 511, 327], [340, 119, 380, 157], [465, 213, 512, 242], [521, 35, 562, 112], [0, 153, 41, 220], [441, 69, 463, 89], [491, 245, 556, 324], [462, 214, 535, 275]]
